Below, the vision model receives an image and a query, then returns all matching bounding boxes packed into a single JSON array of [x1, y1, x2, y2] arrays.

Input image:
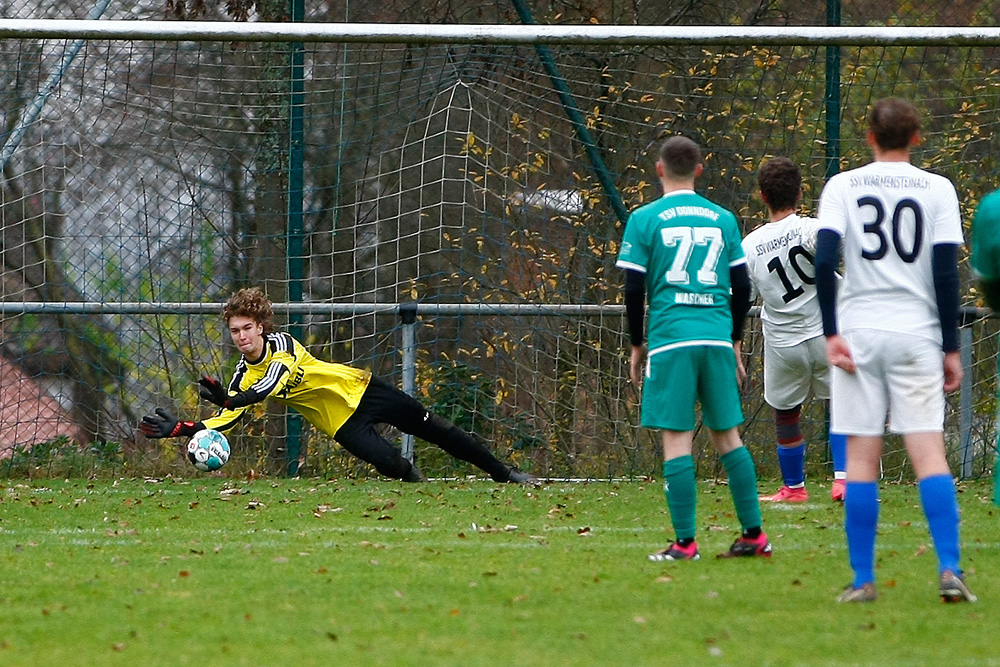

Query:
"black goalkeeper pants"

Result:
[[333, 376, 511, 481]]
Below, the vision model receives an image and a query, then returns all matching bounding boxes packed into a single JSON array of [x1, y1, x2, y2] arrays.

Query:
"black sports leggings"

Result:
[[333, 376, 509, 481]]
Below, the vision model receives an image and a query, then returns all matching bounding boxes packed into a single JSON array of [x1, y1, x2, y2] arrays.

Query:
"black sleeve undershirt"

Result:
[[814, 228, 842, 336], [932, 243, 960, 353], [729, 263, 751, 341], [624, 269, 646, 346]]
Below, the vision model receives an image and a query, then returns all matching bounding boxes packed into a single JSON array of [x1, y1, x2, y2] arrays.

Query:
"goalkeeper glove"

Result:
[[198, 375, 231, 408], [140, 408, 199, 439]]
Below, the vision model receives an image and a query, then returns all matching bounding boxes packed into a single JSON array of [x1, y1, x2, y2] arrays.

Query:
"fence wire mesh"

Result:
[[1, 3, 999, 481]]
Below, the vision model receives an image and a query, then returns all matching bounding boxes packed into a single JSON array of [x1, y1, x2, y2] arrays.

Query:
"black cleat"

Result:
[[506, 469, 541, 486], [402, 464, 427, 482]]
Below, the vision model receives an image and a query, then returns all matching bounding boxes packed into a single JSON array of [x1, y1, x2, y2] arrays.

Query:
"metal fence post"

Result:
[[959, 320, 974, 479], [399, 303, 418, 462]]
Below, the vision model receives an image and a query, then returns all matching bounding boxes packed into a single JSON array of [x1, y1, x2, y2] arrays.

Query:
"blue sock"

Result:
[[777, 443, 805, 487], [829, 433, 847, 477], [918, 474, 961, 575], [844, 481, 879, 587]]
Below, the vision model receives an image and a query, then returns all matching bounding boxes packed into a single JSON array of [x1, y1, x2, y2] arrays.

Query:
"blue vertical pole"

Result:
[[286, 0, 306, 476]]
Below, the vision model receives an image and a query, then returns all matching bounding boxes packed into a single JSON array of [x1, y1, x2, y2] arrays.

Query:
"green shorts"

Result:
[[641, 343, 744, 432]]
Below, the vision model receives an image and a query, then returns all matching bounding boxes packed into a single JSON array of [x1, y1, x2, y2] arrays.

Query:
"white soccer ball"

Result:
[[186, 429, 231, 472]]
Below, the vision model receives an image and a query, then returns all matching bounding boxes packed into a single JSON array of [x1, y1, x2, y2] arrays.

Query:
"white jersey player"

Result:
[[742, 157, 846, 503], [815, 97, 974, 604]]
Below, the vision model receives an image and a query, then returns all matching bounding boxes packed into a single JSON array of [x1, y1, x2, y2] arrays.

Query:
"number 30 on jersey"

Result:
[[858, 196, 924, 263]]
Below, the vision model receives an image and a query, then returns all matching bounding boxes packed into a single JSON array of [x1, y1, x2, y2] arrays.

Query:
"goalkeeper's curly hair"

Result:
[[223, 286, 275, 333]]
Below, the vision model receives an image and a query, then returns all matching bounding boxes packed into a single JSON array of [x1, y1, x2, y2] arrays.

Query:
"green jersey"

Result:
[[972, 189, 1000, 281], [616, 190, 745, 353]]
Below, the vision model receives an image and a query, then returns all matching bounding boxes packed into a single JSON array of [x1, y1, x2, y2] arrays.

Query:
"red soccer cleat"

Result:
[[760, 485, 809, 503], [648, 541, 700, 561], [717, 532, 772, 558]]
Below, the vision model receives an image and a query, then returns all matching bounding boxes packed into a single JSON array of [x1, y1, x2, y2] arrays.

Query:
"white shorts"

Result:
[[763, 335, 830, 411], [830, 330, 945, 436]]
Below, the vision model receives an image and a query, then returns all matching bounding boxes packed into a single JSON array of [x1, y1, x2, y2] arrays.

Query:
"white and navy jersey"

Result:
[[742, 214, 823, 347], [817, 161, 964, 340]]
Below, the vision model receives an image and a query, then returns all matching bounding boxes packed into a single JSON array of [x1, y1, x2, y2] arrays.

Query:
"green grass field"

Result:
[[0, 476, 997, 666]]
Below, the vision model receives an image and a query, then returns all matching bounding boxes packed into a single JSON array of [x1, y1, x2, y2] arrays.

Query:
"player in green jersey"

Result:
[[616, 135, 769, 561], [140, 287, 538, 485], [971, 187, 1000, 507], [972, 189, 1000, 310]]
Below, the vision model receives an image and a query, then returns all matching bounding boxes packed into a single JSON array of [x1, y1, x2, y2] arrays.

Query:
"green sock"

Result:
[[663, 456, 697, 541], [720, 447, 763, 532]]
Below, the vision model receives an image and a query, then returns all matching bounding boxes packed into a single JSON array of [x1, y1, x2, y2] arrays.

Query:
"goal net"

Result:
[[1, 15, 999, 481]]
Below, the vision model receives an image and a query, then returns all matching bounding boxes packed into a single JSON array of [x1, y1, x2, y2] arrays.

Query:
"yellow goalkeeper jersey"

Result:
[[201, 332, 372, 437]]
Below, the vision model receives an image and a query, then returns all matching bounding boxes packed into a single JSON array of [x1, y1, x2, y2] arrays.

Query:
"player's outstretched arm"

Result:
[[199, 375, 267, 410], [140, 408, 202, 439]]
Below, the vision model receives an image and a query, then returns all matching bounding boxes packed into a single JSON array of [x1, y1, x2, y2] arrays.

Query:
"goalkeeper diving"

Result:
[[139, 287, 538, 485]]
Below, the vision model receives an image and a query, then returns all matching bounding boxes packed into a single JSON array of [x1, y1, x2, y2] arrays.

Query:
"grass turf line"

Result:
[[0, 478, 996, 666]]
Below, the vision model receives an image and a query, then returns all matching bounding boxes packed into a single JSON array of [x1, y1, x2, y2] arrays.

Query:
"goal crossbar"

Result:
[[1, 20, 1000, 46]]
